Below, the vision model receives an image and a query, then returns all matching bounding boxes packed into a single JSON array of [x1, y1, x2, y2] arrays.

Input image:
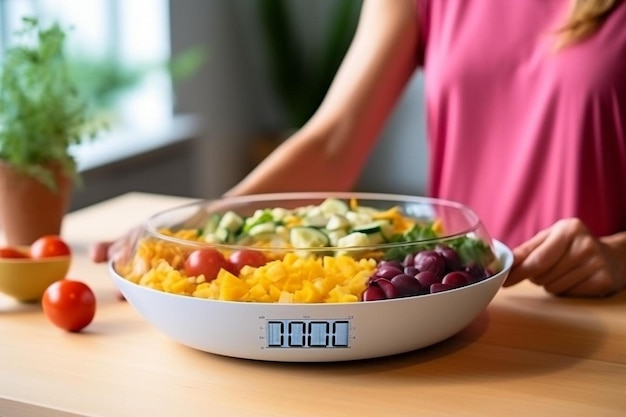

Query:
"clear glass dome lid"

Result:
[[115, 192, 500, 303]]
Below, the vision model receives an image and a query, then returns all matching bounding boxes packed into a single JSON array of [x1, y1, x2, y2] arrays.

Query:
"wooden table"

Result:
[[1, 192, 625, 417]]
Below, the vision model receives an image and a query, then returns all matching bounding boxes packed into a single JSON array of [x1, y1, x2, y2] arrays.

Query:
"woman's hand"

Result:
[[89, 240, 112, 263], [504, 218, 626, 297], [89, 227, 143, 264], [89, 205, 210, 264]]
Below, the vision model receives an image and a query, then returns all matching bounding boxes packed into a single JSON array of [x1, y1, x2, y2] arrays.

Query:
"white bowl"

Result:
[[110, 239, 512, 362], [109, 192, 511, 361]]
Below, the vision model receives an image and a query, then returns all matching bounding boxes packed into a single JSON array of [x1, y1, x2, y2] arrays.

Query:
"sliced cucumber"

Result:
[[345, 211, 375, 227], [243, 210, 274, 233], [200, 213, 221, 237], [270, 207, 290, 221], [202, 212, 233, 242], [378, 220, 395, 240], [353, 222, 383, 234], [337, 232, 371, 248], [335, 231, 373, 257], [248, 222, 276, 236], [303, 213, 327, 228], [214, 227, 231, 243], [203, 233, 221, 244], [319, 198, 349, 216], [274, 225, 290, 241], [326, 229, 347, 246], [353, 206, 380, 216], [218, 211, 244, 233], [290, 226, 330, 248], [325, 214, 350, 231], [235, 234, 254, 246], [368, 232, 385, 245], [353, 220, 390, 244]]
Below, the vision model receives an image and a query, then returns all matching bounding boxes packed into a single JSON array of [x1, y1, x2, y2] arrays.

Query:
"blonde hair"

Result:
[[556, 0, 620, 47]]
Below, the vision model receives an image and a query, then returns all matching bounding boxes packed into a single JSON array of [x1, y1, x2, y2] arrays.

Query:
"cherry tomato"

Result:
[[30, 235, 71, 258], [184, 248, 232, 281], [0, 247, 29, 259], [228, 249, 268, 275], [42, 279, 96, 332]]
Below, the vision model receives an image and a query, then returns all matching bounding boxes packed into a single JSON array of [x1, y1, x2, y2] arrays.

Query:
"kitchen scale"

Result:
[[110, 240, 512, 362]]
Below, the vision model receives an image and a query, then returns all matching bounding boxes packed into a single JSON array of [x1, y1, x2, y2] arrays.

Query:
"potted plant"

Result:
[[0, 17, 104, 245]]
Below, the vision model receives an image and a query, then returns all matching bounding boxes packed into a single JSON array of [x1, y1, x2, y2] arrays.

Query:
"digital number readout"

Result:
[[266, 320, 350, 348]]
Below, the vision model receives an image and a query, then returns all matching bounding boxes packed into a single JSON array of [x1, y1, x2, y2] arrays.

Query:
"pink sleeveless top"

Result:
[[415, 0, 626, 247]]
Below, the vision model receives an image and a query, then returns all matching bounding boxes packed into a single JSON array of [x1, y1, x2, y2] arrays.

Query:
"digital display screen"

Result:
[[266, 319, 350, 348]]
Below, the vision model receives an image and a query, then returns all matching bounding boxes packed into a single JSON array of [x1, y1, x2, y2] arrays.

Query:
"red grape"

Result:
[[390, 274, 423, 297]]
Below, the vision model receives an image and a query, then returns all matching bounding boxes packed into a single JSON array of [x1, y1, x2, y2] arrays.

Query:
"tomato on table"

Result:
[[30, 235, 71, 258], [42, 279, 96, 332], [228, 249, 268, 275], [184, 248, 233, 281], [0, 247, 29, 259]]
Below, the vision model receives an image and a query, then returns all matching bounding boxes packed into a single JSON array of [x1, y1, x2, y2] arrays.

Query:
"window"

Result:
[[1, 0, 180, 171]]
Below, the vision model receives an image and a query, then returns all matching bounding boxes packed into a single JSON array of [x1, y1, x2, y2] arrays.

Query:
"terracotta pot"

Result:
[[0, 162, 72, 246]]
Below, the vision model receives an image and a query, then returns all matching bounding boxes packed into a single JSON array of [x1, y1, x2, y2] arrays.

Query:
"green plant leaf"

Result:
[[0, 17, 107, 192]]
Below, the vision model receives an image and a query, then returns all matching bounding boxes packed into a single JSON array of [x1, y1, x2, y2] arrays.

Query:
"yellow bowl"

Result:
[[0, 252, 71, 302]]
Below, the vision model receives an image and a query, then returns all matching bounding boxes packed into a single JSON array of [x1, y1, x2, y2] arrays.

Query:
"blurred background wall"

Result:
[[1, 0, 429, 208], [170, 0, 429, 199]]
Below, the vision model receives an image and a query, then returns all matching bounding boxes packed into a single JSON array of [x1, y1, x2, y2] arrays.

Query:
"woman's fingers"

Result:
[[505, 218, 624, 297], [89, 226, 143, 264], [504, 222, 568, 287], [541, 259, 599, 295], [89, 241, 113, 263], [505, 233, 546, 286]]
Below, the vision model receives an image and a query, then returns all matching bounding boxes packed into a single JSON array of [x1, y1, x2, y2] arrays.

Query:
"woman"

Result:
[[94, 0, 626, 297]]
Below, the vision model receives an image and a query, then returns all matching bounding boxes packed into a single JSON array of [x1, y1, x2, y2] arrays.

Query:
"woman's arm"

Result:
[[225, 0, 420, 196], [90, 0, 420, 264]]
